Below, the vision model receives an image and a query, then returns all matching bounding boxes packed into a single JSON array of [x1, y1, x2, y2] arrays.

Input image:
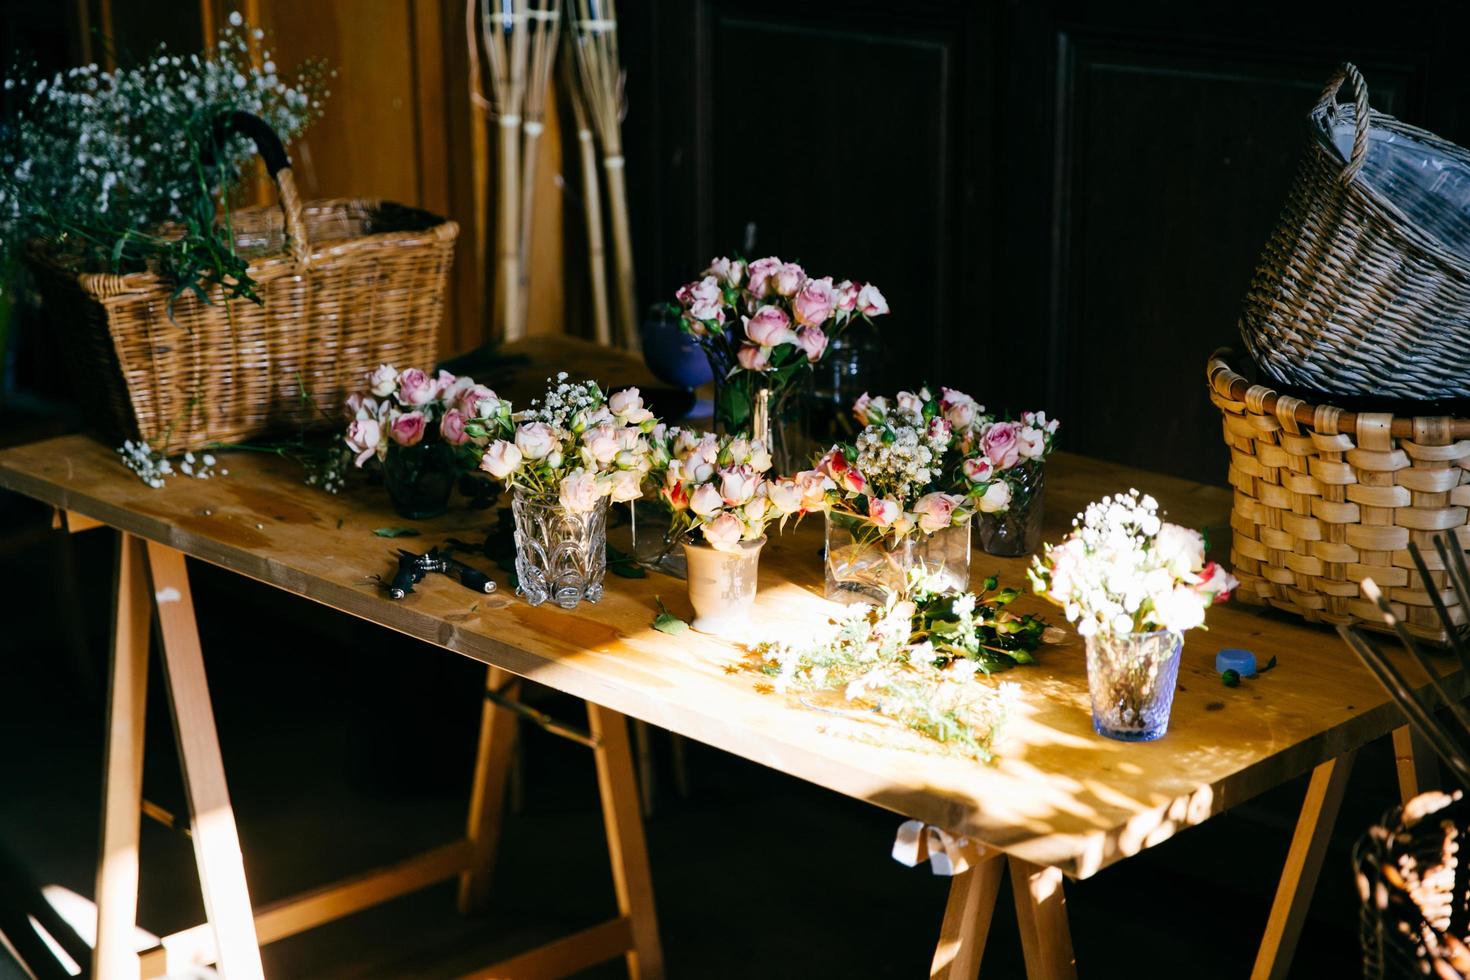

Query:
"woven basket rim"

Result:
[[24, 196, 459, 299], [1209, 348, 1470, 440], [1311, 102, 1470, 275]]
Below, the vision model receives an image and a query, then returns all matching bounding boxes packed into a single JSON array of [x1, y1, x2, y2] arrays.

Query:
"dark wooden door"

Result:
[[620, 0, 1470, 485]]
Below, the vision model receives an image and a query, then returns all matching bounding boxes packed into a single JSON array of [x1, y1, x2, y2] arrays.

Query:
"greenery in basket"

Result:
[[0, 13, 330, 306], [746, 571, 1063, 760]]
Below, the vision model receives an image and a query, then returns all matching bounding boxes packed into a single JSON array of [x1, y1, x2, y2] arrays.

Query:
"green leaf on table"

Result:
[[1221, 669, 1240, 688], [607, 543, 647, 578], [373, 527, 420, 538], [652, 596, 688, 636]]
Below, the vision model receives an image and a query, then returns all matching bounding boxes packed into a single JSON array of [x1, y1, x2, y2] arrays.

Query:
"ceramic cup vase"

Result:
[[682, 536, 766, 638]]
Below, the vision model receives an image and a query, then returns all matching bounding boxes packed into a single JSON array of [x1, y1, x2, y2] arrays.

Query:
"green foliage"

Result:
[[652, 596, 688, 636]]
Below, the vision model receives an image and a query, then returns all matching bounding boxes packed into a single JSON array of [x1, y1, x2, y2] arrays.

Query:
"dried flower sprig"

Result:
[[745, 572, 1059, 760]]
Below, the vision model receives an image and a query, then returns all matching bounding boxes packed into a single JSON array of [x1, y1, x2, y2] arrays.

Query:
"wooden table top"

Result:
[[1, 434, 1452, 879]]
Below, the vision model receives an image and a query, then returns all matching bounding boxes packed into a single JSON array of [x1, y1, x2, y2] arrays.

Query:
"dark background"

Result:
[[617, 0, 1470, 485]]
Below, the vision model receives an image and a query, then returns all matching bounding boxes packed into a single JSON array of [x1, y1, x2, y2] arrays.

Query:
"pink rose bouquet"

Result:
[[644, 427, 821, 552], [672, 255, 890, 454], [471, 373, 658, 513], [342, 363, 499, 517]]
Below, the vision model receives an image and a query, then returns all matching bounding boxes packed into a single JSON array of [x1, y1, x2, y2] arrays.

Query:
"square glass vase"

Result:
[[823, 512, 970, 604]]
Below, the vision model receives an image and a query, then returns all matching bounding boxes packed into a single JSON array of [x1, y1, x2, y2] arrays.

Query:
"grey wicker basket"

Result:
[[1241, 63, 1470, 400]]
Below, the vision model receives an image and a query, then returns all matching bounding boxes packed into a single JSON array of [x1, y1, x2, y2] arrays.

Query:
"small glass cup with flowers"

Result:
[[960, 408, 1061, 558], [342, 364, 492, 519], [1028, 489, 1237, 741], [470, 374, 657, 609]]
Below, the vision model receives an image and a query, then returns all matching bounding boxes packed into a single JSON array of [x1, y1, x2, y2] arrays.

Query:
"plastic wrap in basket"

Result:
[[26, 111, 458, 452], [1240, 63, 1470, 400], [1208, 351, 1470, 644], [1356, 791, 1470, 979]]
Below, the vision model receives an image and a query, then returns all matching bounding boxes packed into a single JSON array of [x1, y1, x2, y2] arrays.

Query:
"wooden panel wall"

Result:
[[624, 0, 1470, 485]]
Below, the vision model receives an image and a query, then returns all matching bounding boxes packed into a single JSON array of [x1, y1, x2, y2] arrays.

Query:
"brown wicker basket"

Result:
[[1240, 63, 1470, 400], [26, 112, 458, 452], [1208, 350, 1470, 644], [1356, 791, 1470, 979]]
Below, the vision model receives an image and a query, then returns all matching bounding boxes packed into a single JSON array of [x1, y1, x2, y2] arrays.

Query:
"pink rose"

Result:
[[345, 417, 383, 467], [857, 283, 889, 317], [1194, 561, 1238, 603], [927, 417, 951, 444], [480, 439, 523, 479], [867, 496, 900, 528], [896, 390, 925, 417], [583, 423, 621, 464], [681, 274, 725, 323], [390, 411, 427, 447], [941, 388, 981, 431], [962, 456, 995, 484], [834, 280, 859, 314], [796, 326, 828, 363], [701, 511, 747, 552], [718, 465, 759, 506], [608, 468, 644, 503], [397, 368, 437, 406], [982, 421, 1021, 470], [456, 384, 500, 418], [705, 256, 744, 288], [745, 305, 794, 347], [434, 370, 460, 398], [736, 343, 772, 372], [439, 408, 469, 446], [912, 492, 962, 533], [793, 276, 836, 327], [662, 479, 691, 512], [796, 469, 834, 511], [817, 448, 866, 494], [746, 257, 782, 299], [773, 262, 805, 298], [609, 387, 653, 424], [852, 392, 873, 425]]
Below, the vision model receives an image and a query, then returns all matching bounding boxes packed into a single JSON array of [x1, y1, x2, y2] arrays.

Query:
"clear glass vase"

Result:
[[709, 359, 812, 473], [630, 497, 687, 579], [978, 463, 1045, 557], [511, 489, 609, 609], [1085, 629, 1184, 741], [824, 512, 971, 604]]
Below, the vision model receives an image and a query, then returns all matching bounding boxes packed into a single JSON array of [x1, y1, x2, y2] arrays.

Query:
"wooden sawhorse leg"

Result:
[[93, 535, 264, 980], [928, 853, 1075, 980], [455, 682, 664, 979], [93, 534, 151, 980]]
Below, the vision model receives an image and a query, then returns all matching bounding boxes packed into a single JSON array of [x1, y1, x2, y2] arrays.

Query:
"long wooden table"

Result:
[[1, 435, 1453, 978]]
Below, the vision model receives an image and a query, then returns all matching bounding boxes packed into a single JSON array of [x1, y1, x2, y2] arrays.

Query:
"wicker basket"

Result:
[[26, 112, 458, 452], [1208, 350, 1470, 644], [1240, 63, 1470, 400], [1356, 791, 1470, 979]]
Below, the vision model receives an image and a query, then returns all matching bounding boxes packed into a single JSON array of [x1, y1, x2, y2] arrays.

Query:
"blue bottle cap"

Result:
[[1216, 648, 1257, 677]]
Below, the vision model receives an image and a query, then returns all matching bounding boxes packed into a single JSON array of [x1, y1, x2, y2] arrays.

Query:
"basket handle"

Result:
[[209, 110, 311, 267], [1314, 62, 1371, 184]]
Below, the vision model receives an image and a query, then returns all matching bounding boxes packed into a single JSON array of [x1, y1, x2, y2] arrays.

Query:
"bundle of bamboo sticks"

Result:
[[467, 0, 637, 350]]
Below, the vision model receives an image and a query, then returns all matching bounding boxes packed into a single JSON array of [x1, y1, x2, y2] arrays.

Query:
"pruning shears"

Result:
[[387, 546, 497, 599]]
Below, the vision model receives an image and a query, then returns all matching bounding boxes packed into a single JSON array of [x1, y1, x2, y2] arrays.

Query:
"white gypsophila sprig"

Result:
[[118, 442, 226, 488]]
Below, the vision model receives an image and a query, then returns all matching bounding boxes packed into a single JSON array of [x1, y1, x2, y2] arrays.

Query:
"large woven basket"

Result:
[[1240, 63, 1470, 400], [1209, 351, 1470, 643], [1356, 791, 1470, 978], [26, 112, 457, 452]]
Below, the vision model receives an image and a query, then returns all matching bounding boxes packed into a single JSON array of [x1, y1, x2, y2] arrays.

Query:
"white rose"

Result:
[[368, 364, 398, 398], [558, 469, 603, 512], [1017, 425, 1045, 459], [701, 512, 746, 552], [608, 468, 644, 503], [718, 465, 759, 506], [582, 424, 621, 465], [479, 440, 522, 479], [767, 479, 803, 515], [1155, 522, 1205, 576], [689, 483, 724, 517], [515, 422, 558, 460], [977, 480, 1011, 513]]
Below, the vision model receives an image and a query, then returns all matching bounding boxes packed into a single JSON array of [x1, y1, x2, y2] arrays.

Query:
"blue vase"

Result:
[[641, 309, 714, 391]]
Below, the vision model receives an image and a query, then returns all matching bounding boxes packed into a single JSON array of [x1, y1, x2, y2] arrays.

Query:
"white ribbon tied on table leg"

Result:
[[891, 819, 985, 876]]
